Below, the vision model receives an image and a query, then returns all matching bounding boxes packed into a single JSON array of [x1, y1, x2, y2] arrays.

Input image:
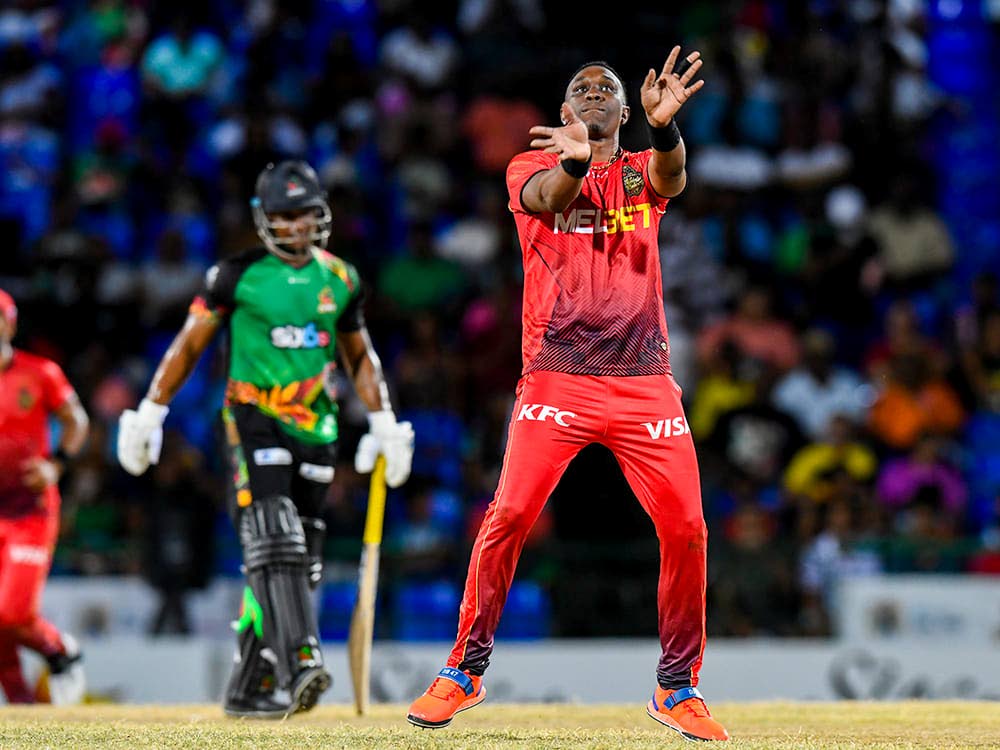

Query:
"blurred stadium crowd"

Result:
[[1, 0, 998, 641]]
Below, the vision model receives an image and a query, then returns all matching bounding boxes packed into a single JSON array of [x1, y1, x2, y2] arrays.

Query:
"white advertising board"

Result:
[[835, 575, 1000, 642], [29, 576, 1000, 704], [15, 638, 1000, 704]]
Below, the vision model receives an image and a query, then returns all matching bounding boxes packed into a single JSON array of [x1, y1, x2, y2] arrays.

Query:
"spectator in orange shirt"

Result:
[[867, 353, 965, 451]]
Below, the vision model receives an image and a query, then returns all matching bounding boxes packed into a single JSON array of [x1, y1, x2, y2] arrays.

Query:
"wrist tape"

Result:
[[560, 155, 591, 178], [648, 119, 681, 152]]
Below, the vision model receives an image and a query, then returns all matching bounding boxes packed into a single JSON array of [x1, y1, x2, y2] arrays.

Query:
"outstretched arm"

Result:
[[641, 46, 705, 198], [521, 104, 593, 214], [118, 309, 219, 477], [147, 310, 221, 405]]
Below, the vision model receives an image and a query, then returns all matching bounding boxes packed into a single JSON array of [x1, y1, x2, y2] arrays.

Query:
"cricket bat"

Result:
[[348, 454, 387, 715]]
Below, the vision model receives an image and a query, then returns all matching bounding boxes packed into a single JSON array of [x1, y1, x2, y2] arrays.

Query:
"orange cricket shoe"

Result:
[[407, 667, 486, 728], [646, 685, 729, 741]]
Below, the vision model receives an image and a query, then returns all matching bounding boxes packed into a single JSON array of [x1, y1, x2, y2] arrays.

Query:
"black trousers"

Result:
[[222, 405, 338, 522]]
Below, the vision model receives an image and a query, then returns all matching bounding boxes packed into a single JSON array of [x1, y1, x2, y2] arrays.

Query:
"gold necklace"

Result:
[[590, 146, 623, 173]]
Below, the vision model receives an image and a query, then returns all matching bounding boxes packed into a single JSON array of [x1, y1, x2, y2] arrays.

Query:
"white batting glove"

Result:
[[117, 398, 169, 476], [354, 410, 414, 488]]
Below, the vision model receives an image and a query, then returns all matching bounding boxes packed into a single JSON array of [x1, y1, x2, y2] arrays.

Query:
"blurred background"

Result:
[[2, 0, 1000, 702]]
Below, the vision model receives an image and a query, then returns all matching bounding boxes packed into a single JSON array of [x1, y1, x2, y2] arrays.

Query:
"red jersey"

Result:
[[506, 148, 672, 377], [0, 350, 73, 516]]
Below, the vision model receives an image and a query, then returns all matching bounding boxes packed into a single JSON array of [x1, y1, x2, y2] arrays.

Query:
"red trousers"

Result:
[[0, 506, 62, 702], [447, 370, 708, 688]]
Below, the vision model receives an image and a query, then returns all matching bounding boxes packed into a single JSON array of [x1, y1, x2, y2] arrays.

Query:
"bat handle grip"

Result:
[[362, 455, 387, 545]]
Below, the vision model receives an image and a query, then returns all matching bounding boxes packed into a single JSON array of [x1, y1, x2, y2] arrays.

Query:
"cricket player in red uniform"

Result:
[[408, 49, 728, 741], [0, 289, 89, 704]]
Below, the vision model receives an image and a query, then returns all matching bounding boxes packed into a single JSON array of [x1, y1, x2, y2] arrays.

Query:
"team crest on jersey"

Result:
[[18, 387, 34, 411], [317, 286, 336, 314], [622, 164, 645, 197]]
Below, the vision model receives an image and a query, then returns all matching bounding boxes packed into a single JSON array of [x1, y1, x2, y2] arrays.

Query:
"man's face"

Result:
[[270, 208, 319, 254], [564, 66, 629, 138]]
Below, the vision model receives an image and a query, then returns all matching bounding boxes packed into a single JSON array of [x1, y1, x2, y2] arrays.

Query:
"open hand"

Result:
[[642, 46, 705, 127], [529, 103, 592, 163]]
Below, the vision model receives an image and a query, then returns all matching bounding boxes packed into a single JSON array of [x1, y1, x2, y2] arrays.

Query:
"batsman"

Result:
[[116, 161, 414, 718]]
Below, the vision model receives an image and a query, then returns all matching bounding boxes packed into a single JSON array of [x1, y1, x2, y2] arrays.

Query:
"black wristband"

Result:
[[560, 155, 591, 179], [54, 447, 72, 466], [648, 119, 682, 152]]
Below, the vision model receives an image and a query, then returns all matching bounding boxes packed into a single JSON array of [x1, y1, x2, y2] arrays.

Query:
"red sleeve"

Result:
[[39, 358, 74, 412], [506, 150, 558, 213]]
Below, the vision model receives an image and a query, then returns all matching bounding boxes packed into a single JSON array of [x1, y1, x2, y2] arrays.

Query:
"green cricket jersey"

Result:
[[195, 247, 364, 444]]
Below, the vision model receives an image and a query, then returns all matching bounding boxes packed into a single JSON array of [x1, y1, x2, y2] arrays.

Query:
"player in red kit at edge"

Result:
[[408, 49, 729, 741], [0, 289, 89, 704]]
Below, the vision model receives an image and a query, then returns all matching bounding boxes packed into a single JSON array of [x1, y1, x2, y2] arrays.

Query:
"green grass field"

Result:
[[1, 702, 998, 749]]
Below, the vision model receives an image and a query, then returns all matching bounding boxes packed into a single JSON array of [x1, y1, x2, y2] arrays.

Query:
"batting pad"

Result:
[[239, 495, 323, 687]]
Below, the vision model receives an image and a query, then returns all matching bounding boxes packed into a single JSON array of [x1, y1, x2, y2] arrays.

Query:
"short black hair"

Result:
[[568, 61, 627, 105]]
